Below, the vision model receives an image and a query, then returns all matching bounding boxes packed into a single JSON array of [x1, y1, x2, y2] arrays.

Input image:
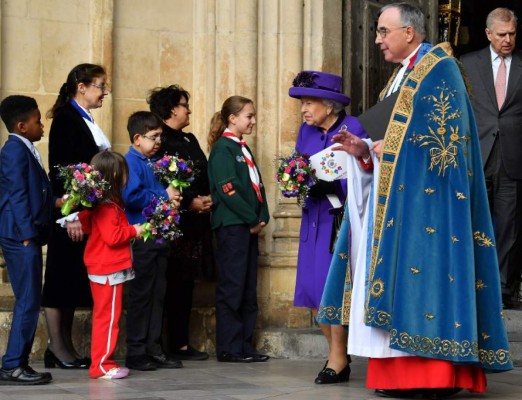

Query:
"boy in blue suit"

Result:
[[0, 96, 58, 385]]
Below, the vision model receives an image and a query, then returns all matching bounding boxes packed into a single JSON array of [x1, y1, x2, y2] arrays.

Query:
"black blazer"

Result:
[[48, 102, 100, 197], [461, 47, 522, 179]]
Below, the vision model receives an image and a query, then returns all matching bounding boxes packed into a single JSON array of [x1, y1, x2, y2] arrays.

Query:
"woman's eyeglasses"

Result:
[[90, 83, 110, 92], [176, 102, 190, 110]]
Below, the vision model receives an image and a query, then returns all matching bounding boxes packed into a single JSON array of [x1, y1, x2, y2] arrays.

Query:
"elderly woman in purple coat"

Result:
[[289, 71, 368, 384]]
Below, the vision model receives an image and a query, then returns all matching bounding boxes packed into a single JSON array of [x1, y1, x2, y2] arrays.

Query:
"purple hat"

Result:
[[288, 71, 350, 106]]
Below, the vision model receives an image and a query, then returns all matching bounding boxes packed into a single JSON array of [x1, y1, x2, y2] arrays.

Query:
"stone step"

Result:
[[0, 282, 520, 365]]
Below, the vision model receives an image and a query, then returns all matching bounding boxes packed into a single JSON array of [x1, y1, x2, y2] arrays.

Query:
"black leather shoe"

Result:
[[314, 364, 350, 384], [149, 353, 183, 369], [375, 389, 417, 398], [44, 348, 88, 369], [75, 357, 91, 368], [0, 366, 52, 385], [246, 353, 270, 362], [125, 355, 157, 371], [172, 345, 209, 361], [417, 388, 462, 399], [217, 352, 253, 363]]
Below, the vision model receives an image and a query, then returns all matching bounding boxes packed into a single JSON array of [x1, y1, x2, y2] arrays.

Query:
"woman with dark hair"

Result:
[[148, 85, 212, 361], [42, 63, 110, 369]]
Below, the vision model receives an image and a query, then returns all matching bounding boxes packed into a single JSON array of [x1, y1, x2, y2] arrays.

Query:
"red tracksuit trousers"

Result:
[[89, 281, 123, 378]]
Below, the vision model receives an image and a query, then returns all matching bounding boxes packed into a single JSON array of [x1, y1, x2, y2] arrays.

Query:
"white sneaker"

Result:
[[98, 367, 130, 380]]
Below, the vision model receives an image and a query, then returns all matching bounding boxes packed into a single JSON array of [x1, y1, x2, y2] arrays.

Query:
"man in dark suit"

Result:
[[461, 7, 522, 309], [0, 96, 56, 384]]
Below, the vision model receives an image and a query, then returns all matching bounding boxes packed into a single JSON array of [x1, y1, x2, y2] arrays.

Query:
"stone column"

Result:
[[256, 0, 344, 333], [89, 0, 114, 140]]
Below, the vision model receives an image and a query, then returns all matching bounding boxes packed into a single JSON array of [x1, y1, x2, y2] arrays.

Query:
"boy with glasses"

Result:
[[122, 111, 181, 371]]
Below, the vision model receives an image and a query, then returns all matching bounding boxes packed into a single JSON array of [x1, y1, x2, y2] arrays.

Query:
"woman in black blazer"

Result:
[[42, 63, 110, 369]]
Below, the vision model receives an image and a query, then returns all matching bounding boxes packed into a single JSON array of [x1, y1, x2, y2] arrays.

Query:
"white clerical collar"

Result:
[[401, 43, 423, 67]]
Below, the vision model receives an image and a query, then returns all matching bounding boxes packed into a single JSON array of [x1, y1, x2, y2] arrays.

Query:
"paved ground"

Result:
[[0, 357, 520, 400]]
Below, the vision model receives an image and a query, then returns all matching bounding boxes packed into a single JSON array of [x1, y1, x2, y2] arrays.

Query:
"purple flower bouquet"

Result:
[[140, 197, 182, 244], [275, 151, 317, 206], [151, 154, 195, 192]]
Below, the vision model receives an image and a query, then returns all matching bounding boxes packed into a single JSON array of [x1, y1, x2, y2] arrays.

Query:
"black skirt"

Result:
[[41, 222, 93, 308]]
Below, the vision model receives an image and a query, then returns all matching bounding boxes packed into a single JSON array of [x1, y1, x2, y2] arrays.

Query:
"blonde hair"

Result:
[[207, 95, 253, 151]]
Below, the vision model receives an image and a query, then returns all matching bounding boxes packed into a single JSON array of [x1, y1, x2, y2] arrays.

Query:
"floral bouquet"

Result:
[[275, 151, 317, 206], [150, 155, 195, 192], [57, 163, 109, 216], [140, 196, 182, 244]]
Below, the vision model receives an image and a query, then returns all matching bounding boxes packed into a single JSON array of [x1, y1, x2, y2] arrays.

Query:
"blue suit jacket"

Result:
[[0, 135, 53, 243]]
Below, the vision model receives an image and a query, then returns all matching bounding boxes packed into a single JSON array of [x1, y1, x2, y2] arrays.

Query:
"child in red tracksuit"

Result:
[[79, 151, 144, 380]]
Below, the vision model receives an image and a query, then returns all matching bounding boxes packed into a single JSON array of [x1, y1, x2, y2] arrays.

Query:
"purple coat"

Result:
[[294, 111, 367, 308]]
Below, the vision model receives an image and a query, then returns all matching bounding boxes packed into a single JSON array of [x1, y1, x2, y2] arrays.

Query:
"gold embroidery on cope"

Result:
[[370, 279, 385, 298], [425, 227, 436, 234], [410, 267, 421, 274], [365, 307, 392, 326], [408, 81, 468, 177], [475, 280, 487, 290], [388, 329, 511, 366], [474, 231, 494, 247]]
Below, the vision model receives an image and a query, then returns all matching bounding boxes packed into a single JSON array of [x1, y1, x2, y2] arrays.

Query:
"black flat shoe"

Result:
[[314, 364, 350, 384], [375, 389, 417, 398], [0, 365, 52, 385], [246, 353, 270, 362], [149, 353, 183, 369], [44, 348, 87, 369], [126, 355, 157, 371], [75, 357, 91, 368], [217, 352, 253, 363], [172, 345, 209, 361]]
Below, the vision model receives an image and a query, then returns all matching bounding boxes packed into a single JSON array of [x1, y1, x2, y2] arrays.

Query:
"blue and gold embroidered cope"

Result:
[[363, 43, 512, 371]]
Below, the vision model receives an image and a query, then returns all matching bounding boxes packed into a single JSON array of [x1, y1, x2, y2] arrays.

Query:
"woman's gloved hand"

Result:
[[308, 179, 336, 198]]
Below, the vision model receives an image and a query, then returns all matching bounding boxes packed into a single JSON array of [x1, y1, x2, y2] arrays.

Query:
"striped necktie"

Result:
[[221, 130, 263, 203]]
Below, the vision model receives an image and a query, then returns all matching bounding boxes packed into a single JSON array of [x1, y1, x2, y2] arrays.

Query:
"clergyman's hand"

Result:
[[331, 130, 370, 158]]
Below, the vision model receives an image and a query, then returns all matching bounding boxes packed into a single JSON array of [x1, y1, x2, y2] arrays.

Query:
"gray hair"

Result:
[[486, 8, 517, 30], [381, 2, 426, 39], [322, 99, 345, 115]]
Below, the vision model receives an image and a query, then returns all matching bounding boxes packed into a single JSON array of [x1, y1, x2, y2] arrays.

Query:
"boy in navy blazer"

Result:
[[0, 96, 60, 385]]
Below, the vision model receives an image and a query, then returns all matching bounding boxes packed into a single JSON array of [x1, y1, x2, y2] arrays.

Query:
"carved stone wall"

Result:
[[0, 0, 344, 355]]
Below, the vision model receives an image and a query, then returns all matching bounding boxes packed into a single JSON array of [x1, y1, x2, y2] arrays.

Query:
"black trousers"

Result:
[[126, 239, 170, 357], [485, 140, 522, 295], [215, 224, 259, 355], [164, 261, 194, 351], [164, 230, 214, 351]]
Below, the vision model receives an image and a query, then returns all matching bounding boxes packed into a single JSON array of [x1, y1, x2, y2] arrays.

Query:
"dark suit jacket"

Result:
[[0, 135, 53, 243], [461, 47, 522, 179]]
